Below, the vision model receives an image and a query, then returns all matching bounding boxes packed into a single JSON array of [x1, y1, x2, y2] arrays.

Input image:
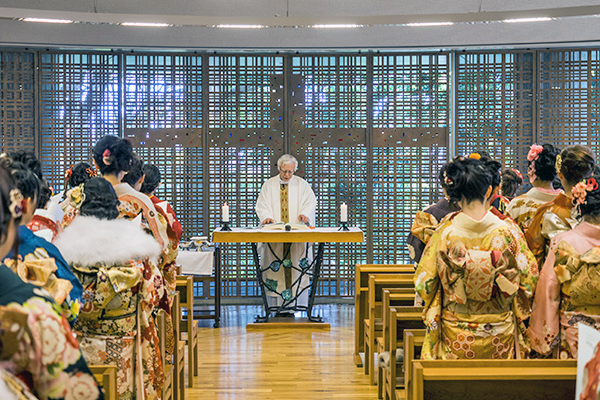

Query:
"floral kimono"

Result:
[[415, 211, 538, 360], [54, 216, 164, 400], [407, 198, 459, 264], [528, 222, 600, 359], [0, 264, 102, 400], [506, 187, 561, 232], [525, 192, 577, 270]]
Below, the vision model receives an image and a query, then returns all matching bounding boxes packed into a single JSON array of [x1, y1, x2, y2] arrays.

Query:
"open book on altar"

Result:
[[260, 222, 311, 231]]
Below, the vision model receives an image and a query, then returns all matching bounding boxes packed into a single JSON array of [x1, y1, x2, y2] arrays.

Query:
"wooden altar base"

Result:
[[246, 317, 331, 331]]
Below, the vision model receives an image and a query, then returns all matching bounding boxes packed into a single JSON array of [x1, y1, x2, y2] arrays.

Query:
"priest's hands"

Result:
[[262, 218, 275, 225], [298, 214, 309, 225]]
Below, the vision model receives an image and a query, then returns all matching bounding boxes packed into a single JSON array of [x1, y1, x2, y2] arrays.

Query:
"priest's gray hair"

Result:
[[277, 154, 298, 171]]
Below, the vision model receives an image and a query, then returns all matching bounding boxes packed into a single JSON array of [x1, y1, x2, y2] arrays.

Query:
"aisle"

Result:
[[188, 304, 377, 400]]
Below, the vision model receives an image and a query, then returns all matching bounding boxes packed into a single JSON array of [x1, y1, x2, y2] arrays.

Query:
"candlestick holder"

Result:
[[339, 221, 349, 231], [221, 220, 232, 231]]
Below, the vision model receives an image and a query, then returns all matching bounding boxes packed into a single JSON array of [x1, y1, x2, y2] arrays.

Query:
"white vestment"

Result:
[[255, 175, 317, 308]]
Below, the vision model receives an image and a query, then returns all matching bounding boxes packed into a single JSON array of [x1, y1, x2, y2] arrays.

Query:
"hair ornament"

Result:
[[468, 153, 481, 160], [9, 189, 24, 219], [65, 166, 74, 181], [527, 144, 544, 162], [572, 177, 599, 206], [512, 168, 523, 180], [443, 171, 454, 186], [86, 167, 97, 178], [102, 149, 112, 166], [555, 154, 563, 174]]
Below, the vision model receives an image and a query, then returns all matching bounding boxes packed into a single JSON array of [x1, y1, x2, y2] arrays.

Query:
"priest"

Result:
[[255, 154, 317, 314]]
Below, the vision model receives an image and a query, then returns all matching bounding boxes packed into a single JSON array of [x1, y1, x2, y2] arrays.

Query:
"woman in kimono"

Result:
[[414, 156, 538, 360], [507, 144, 561, 233], [525, 145, 596, 269], [54, 177, 164, 400], [0, 161, 102, 400], [528, 166, 600, 359]]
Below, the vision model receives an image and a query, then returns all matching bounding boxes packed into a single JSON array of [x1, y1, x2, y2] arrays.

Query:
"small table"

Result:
[[176, 249, 222, 328], [212, 227, 363, 322]]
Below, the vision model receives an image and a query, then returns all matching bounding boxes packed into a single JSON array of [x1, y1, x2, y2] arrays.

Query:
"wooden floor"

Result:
[[187, 304, 377, 399]]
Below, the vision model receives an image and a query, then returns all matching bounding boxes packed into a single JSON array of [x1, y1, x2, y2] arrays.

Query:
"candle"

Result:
[[340, 202, 348, 223], [222, 202, 229, 222]]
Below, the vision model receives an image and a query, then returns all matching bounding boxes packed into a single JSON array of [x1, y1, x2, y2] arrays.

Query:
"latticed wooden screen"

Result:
[[0, 52, 35, 154], [371, 54, 449, 264], [123, 54, 204, 239], [290, 55, 369, 296], [538, 50, 600, 156], [206, 55, 284, 297], [39, 52, 120, 189], [455, 52, 535, 176]]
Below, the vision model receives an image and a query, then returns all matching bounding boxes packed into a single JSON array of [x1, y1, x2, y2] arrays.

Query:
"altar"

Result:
[[212, 226, 363, 323]]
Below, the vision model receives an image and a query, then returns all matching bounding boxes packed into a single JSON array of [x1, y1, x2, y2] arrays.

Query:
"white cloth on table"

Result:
[[255, 175, 316, 307], [176, 251, 214, 275]]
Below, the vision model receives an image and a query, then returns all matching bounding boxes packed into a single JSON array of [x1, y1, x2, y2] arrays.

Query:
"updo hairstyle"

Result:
[[6, 150, 43, 180], [10, 162, 40, 204], [501, 168, 523, 198], [140, 164, 161, 195], [444, 157, 492, 205], [0, 160, 22, 244], [558, 145, 596, 186], [92, 135, 134, 176], [80, 177, 120, 220], [476, 152, 502, 189], [530, 144, 559, 182], [577, 166, 600, 219], [122, 156, 144, 187], [66, 162, 96, 188], [37, 178, 52, 209]]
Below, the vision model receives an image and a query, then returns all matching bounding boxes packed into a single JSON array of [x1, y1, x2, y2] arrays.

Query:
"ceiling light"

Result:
[[313, 24, 361, 28], [21, 18, 73, 24], [121, 22, 171, 27], [406, 22, 454, 27], [216, 24, 264, 29], [503, 17, 552, 23]]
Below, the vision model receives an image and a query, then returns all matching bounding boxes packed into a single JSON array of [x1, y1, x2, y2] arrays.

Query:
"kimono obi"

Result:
[[73, 263, 142, 322], [555, 243, 600, 311], [438, 241, 520, 311], [4, 258, 73, 304]]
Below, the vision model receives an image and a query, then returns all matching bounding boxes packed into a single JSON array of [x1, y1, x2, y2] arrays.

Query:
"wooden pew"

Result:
[[364, 273, 415, 385], [411, 359, 576, 400], [378, 307, 424, 399], [401, 329, 426, 400], [354, 264, 414, 367], [157, 309, 175, 400], [176, 276, 200, 387], [89, 364, 118, 400], [171, 291, 186, 400]]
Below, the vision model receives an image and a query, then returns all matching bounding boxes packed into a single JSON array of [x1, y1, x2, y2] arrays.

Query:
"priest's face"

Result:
[[279, 162, 295, 182]]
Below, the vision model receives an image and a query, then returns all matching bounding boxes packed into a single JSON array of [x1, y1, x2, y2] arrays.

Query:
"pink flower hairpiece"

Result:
[[9, 189, 24, 219], [527, 144, 543, 162], [572, 177, 599, 205], [102, 149, 112, 166]]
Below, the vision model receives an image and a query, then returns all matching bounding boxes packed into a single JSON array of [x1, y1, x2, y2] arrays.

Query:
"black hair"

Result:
[[578, 166, 600, 219], [530, 144, 560, 182], [122, 156, 144, 187], [10, 162, 40, 204], [0, 160, 22, 258], [559, 145, 596, 186], [445, 157, 492, 205], [80, 177, 120, 220], [476, 151, 502, 189], [437, 162, 453, 192], [6, 150, 42, 180], [140, 164, 161, 195], [67, 162, 96, 188], [501, 168, 523, 199], [92, 135, 134, 176], [37, 178, 52, 209]]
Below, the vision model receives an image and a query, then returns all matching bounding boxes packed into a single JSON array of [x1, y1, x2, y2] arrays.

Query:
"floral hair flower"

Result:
[[9, 189, 24, 219], [468, 153, 481, 160], [527, 144, 544, 162], [572, 177, 599, 206], [512, 168, 523, 180], [64, 166, 74, 181], [102, 149, 112, 166], [555, 154, 563, 174], [443, 171, 454, 186]]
